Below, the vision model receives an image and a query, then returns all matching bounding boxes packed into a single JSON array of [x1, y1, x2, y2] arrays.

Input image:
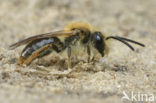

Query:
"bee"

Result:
[[10, 22, 145, 68]]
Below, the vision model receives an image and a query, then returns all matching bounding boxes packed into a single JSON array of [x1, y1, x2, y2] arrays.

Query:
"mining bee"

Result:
[[10, 22, 145, 68]]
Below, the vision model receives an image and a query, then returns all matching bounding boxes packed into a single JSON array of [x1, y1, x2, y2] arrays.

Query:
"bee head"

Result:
[[91, 32, 105, 57]]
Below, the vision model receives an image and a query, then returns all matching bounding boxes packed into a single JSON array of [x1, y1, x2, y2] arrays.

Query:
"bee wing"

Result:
[[9, 30, 78, 50]]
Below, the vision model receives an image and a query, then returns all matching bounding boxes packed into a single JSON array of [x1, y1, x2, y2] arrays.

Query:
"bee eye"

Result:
[[96, 35, 101, 40], [92, 32, 105, 56], [93, 32, 102, 42]]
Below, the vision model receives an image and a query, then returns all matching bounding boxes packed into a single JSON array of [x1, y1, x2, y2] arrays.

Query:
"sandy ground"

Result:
[[0, 0, 156, 103]]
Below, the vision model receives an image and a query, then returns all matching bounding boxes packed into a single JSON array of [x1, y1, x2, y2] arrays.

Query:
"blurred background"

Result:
[[0, 0, 156, 103]]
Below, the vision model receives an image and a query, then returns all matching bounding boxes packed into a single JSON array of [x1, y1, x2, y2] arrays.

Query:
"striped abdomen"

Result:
[[20, 37, 64, 63]]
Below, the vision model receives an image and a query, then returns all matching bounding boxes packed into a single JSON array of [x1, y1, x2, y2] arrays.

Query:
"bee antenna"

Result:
[[106, 36, 135, 51], [115, 36, 145, 47]]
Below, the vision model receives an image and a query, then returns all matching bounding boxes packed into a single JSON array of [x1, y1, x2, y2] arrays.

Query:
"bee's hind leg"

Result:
[[17, 56, 25, 66]]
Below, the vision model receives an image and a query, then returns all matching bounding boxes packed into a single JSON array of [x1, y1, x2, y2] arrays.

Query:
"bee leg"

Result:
[[18, 56, 25, 66], [67, 47, 71, 69], [23, 44, 53, 65], [87, 45, 91, 63]]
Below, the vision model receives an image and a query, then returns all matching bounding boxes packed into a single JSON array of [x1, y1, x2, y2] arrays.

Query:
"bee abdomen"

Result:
[[21, 37, 64, 60]]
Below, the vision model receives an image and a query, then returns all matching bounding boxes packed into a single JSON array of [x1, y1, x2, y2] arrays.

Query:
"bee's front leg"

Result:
[[87, 45, 91, 63], [67, 47, 71, 69]]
